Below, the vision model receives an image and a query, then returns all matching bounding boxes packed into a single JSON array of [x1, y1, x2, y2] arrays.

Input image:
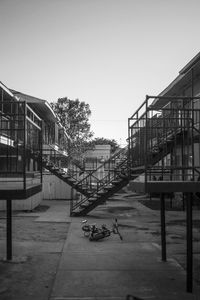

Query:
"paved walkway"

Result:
[[1, 194, 199, 300], [42, 195, 199, 300]]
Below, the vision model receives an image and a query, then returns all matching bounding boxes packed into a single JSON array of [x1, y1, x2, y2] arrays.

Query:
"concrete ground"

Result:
[[0, 191, 200, 300]]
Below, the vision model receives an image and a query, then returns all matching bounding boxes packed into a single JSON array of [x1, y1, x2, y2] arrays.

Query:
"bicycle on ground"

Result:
[[81, 218, 123, 241]]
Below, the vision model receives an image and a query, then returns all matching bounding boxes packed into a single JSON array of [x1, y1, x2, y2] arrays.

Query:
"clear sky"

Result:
[[0, 0, 200, 146]]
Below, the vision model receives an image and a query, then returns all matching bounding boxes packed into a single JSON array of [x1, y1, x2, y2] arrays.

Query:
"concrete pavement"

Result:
[[47, 194, 200, 300], [0, 193, 199, 300]]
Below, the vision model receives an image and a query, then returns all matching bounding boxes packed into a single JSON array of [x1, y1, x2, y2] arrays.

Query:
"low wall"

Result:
[[0, 173, 76, 211], [42, 173, 75, 200]]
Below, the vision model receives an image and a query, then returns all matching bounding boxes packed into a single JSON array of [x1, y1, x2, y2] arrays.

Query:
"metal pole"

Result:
[[70, 187, 73, 216], [6, 199, 12, 260], [145, 96, 149, 189], [23, 102, 27, 190], [191, 69, 195, 182], [186, 192, 193, 293], [128, 118, 131, 175], [160, 193, 166, 261], [40, 121, 43, 184]]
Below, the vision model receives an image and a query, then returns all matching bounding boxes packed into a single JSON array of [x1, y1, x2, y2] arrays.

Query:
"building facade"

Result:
[[0, 82, 72, 210], [128, 52, 200, 194]]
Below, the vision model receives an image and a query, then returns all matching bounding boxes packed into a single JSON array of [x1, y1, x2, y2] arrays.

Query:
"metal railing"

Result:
[[70, 146, 129, 211], [0, 101, 42, 191], [128, 95, 200, 184]]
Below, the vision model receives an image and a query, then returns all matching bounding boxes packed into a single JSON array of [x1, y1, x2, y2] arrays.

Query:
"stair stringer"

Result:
[[43, 162, 93, 197], [71, 177, 130, 216]]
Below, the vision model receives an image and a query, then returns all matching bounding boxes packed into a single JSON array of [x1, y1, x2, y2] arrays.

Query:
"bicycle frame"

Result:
[[81, 219, 123, 241]]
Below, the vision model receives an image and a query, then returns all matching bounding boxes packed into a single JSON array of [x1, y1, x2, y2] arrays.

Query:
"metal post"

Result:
[[160, 193, 166, 261], [191, 69, 195, 182], [6, 199, 12, 260], [186, 193, 193, 293], [23, 102, 27, 190], [128, 118, 131, 175], [145, 96, 149, 188], [40, 120, 43, 184], [70, 187, 73, 216]]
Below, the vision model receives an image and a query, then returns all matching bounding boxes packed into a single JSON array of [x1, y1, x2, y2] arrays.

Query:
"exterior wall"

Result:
[[0, 83, 71, 210], [84, 145, 111, 181], [182, 76, 200, 97], [85, 145, 111, 170], [0, 191, 42, 211], [194, 143, 200, 167], [42, 172, 75, 200], [85, 145, 111, 161]]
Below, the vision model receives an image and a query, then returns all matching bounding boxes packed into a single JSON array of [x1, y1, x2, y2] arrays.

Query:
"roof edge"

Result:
[[179, 52, 200, 75]]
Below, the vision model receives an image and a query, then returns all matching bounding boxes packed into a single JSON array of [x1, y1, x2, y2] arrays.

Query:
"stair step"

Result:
[[92, 193, 102, 198], [67, 178, 76, 183], [112, 180, 121, 185], [104, 185, 114, 190], [97, 190, 106, 195], [58, 171, 65, 175], [80, 202, 90, 208], [45, 163, 54, 167], [76, 182, 88, 187], [62, 174, 71, 178], [76, 185, 88, 190], [131, 166, 145, 171], [88, 197, 98, 202], [87, 190, 94, 194], [51, 166, 59, 169], [118, 174, 128, 179], [71, 208, 82, 215]]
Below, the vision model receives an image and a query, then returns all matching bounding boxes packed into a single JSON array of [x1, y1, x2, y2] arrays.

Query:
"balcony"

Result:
[[128, 95, 200, 194], [0, 100, 42, 199]]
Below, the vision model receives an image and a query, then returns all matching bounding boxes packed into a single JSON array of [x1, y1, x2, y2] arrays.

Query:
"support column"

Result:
[[6, 199, 12, 260], [70, 187, 74, 216], [160, 193, 166, 261], [186, 193, 193, 293]]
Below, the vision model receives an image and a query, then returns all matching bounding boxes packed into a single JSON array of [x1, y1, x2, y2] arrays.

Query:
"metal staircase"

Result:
[[129, 95, 200, 185], [41, 149, 95, 197], [40, 95, 200, 216], [70, 146, 133, 216], [38, 145, 136, 216], [40, 133, 177, 216], [40, 104, 195, 216]]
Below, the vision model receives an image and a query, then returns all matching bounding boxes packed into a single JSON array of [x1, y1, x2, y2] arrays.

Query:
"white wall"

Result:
[[85, 145, 111, 160], [42, 173, 75, 200]]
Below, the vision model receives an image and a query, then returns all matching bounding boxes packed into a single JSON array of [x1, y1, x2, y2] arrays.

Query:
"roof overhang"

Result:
[[0, 82, 19, 101], [151, 52, 200, 110], [11, 90, 57, 123]]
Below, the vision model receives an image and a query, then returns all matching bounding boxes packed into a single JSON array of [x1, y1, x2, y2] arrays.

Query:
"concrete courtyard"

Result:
[[0, 191, 199, 300]]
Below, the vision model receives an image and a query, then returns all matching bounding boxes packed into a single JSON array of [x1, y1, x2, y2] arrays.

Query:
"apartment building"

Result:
[[128, 52, 200, 194], [128, 52, 200, 293], [0, 82, 71, 210]]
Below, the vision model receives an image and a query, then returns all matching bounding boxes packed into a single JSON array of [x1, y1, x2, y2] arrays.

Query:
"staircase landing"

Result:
[[129, 180, 200, 194]]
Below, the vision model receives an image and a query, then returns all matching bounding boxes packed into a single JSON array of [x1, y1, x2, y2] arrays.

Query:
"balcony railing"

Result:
[[128, 96, 200, 187], [0, 101, 42, 196]]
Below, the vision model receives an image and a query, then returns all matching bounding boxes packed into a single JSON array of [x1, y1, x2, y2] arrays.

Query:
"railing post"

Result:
[[145, 95, 149, 188], [40, 121, 43, 184], [23, 102, 27, 190], [70, 187, 73, 216], [186, 192, 193, 293], [6, 198, 12, 260], [160, 193, 166, 262]]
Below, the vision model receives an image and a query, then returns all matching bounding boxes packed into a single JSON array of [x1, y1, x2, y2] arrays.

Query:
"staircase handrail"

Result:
[[42, 141, 103, 185], [72, 156, 129, 210], [77, 146, 128, 186], [43, 139, 85, 170]]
